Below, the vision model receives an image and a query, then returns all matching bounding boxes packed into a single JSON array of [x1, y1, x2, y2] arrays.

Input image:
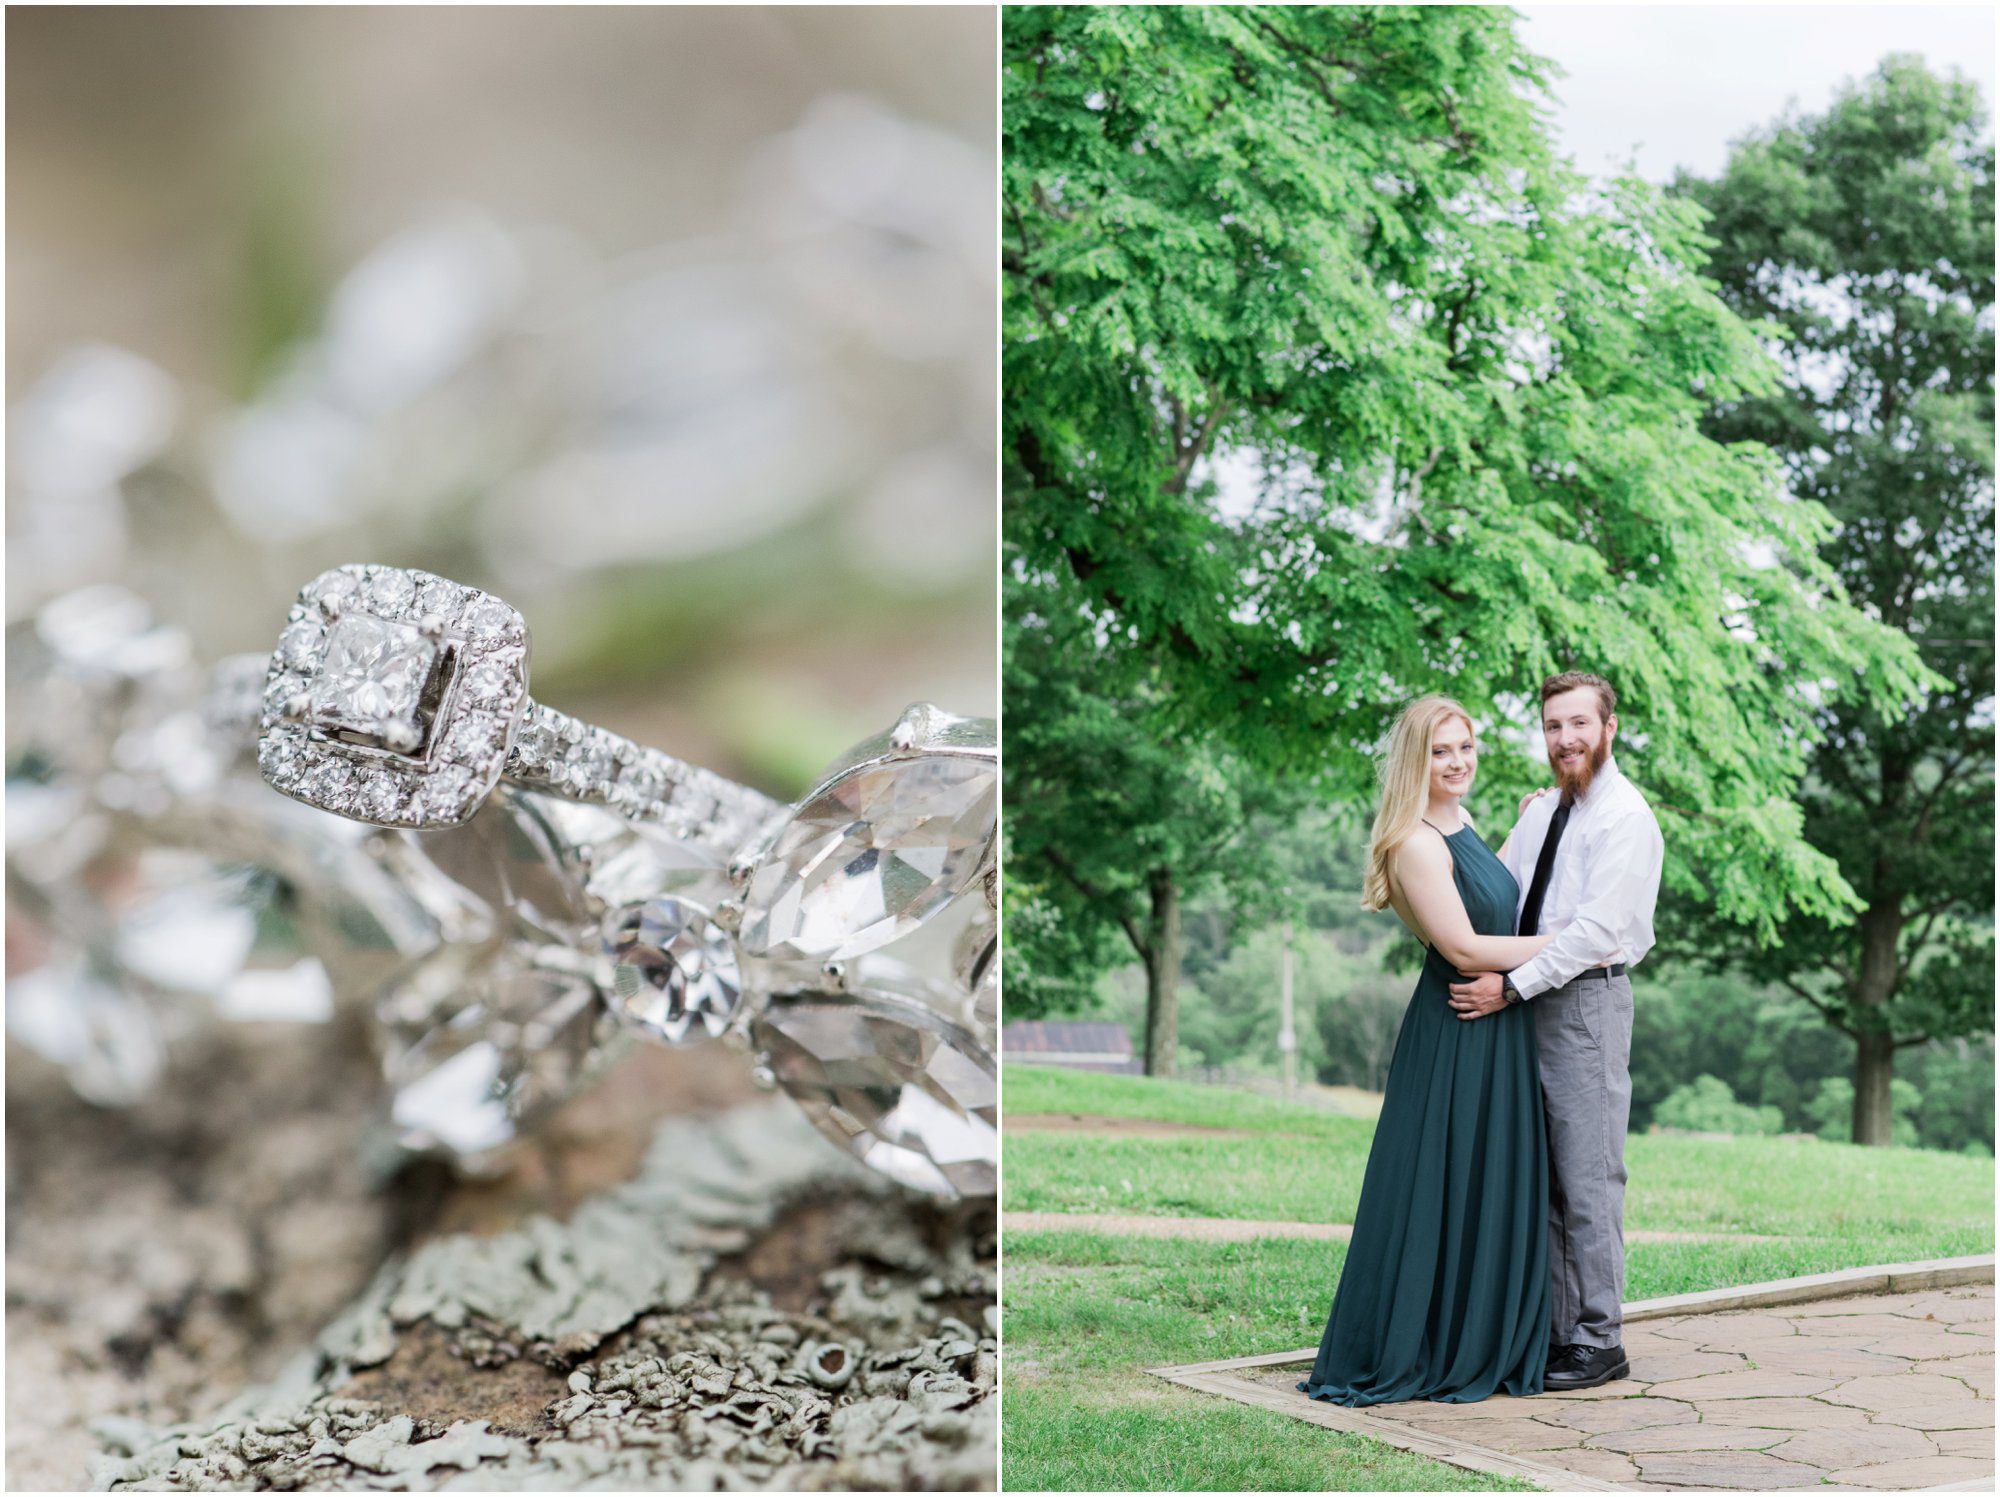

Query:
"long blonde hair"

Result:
[[1361, 695, 1475, 912]]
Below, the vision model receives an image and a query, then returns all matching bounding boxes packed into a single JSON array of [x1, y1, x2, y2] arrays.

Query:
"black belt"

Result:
[[1582, 963, 1627, 980]]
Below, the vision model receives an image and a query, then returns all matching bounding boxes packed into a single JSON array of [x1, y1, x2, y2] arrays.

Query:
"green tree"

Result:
[[1905, 1037, 1996, 1155], [1005, 568, 1307, 1073], [1807, 1077, 1923, 1148], [1676, 56, 1995, 1144], [1652, 1075, 1785, 1137], [1004, 5, 1932, 996]]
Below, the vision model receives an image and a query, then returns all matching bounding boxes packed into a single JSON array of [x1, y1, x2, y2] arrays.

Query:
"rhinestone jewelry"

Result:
[[17, 581, 999, 1201]]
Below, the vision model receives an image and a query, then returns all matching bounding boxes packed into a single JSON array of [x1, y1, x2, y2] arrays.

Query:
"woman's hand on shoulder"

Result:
[[1517, 786, 1553, 816]]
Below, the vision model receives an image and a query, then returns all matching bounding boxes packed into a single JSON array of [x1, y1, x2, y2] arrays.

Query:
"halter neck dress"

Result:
[[1300, 822, 1550, 1404]]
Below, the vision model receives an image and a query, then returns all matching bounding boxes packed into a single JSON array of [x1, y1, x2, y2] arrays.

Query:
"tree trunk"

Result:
[[1854, 1028, 1896, 1146], [1849, 893, 1904, 1146], [1143, 868, 1181, 1078]]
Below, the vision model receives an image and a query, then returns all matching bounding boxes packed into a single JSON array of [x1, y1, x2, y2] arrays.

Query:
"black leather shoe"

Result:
[[1545, 1343, 1581, 1373], [1544, 1342, 1629, 1390]]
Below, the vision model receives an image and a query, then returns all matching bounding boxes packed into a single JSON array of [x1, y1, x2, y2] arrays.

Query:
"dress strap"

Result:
[[1420, 816, 1459, 840]]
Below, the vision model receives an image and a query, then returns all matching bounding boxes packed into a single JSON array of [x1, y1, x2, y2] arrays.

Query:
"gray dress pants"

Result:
[[1533, 968, 1634, 1349]]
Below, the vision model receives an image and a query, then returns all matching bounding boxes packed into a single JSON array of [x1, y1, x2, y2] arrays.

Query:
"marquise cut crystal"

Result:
[[752, 989, 996, 1201], [738, 746, 996, 962]]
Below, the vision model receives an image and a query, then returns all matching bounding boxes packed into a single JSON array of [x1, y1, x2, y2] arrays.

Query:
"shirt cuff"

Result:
[[1510, 961, 1558, 1001]]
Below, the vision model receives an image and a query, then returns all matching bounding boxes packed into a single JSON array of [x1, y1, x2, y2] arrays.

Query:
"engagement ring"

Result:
[[254, 564, 777, 851]]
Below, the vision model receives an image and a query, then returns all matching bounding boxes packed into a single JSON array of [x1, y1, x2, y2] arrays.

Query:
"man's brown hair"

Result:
[[1541, 671, 1617, 722]]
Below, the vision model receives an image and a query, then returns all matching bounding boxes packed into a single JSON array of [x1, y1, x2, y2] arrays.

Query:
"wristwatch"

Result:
[[1501, 976, 1524, 1006]]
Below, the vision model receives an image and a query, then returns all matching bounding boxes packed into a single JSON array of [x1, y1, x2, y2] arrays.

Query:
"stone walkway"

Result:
[[1004, 1211, 1779, 1246], [1241, 1281, 1993, 1489]]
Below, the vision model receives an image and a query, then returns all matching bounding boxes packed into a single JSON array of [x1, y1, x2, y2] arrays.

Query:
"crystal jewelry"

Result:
[[254, 564, 779, 850], [368, 692, 1000, 1200], [15, 575, 1000, 1199]]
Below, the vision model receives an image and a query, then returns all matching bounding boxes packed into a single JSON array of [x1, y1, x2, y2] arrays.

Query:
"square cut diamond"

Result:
[[262, 567, 532, 829], [313, 613, 444, 753]]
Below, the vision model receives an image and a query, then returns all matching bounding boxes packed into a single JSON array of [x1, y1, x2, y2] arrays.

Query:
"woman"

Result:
[[1300, 696, 1553, 1405]]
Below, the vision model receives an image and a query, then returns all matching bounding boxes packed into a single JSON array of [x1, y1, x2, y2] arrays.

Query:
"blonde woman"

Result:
[[1299, 696, 1555, 1405]]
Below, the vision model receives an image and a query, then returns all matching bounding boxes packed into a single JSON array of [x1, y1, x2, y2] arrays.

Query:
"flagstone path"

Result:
[[1152, 1263, 1993, 1491]]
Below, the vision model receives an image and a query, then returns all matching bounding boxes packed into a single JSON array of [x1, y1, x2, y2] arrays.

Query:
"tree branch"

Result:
[[1045, 845, 1150, 961], [1777, 975, 1856, 1038]]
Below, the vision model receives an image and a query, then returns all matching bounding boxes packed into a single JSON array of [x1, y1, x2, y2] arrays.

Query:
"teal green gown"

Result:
[[1300, 824, 1549, 1404]]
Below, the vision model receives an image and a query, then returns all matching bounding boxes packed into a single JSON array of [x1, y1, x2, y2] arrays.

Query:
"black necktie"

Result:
[[1518, 793, 1574, 936]]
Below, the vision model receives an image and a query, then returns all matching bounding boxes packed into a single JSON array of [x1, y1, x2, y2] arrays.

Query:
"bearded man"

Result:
[[1447, 671, 1664, 1392]]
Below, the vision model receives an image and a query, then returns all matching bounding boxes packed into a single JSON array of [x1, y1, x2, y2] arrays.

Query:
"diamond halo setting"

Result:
[[258, 566, 780, 851], [258, 565, 527, 828]]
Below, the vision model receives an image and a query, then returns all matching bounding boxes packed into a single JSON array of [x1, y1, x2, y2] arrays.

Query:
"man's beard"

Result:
[[1551, 734, 1610, 800]]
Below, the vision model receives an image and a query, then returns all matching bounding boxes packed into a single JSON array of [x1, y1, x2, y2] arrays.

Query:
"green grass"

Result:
[[1005, 1065, 1994, 1242], [1007, 1063, 1370, 1133], [1002, 1065, 1995, 1492]]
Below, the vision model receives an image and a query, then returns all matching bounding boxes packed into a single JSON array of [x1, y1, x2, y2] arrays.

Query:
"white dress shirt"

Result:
[[1498, 753, 1664, 1000]]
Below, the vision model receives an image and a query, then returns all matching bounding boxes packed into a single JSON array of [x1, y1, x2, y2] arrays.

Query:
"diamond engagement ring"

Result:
[[254, 563, 777, 846]]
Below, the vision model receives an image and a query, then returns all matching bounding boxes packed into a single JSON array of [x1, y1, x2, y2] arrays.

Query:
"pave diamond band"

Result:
[[255, 565, 780, 842], [505, 701, 775, 851]]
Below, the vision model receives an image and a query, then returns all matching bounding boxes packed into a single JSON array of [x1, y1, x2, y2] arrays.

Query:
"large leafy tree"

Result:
[[1674, 56, 1995, 1144], [1006, 564, 1306, 1074], [1004, 4, 1932, 1035]]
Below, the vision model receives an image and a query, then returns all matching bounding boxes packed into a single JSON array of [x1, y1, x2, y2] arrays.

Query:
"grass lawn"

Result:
[[1001, 1063, 1995, 1492]]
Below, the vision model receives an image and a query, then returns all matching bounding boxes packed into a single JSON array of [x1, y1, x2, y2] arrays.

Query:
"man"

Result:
[[1448, 672, 1664, 1393]]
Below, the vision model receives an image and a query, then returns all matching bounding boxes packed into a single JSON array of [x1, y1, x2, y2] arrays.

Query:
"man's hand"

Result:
[[1448, 971, 1508, 1020]]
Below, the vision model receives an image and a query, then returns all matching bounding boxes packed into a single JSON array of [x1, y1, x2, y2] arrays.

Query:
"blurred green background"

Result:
[[7, 4, 997, 796]]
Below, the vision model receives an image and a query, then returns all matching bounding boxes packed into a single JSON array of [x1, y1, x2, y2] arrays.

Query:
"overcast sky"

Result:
[[1518, 3, 1996, 183]]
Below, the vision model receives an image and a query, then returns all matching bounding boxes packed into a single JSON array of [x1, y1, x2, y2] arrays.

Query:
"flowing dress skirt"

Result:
[[1300, 941, 1550, 1404]]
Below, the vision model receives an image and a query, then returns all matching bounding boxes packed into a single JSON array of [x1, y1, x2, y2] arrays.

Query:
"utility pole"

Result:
[[1278, 916, 1296, 1101]]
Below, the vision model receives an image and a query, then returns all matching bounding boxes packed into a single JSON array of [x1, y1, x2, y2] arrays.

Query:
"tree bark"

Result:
[[1143, 868, 1181, 1078], [9, 1029, 995, 1491], [1854, 1028, 1896, 1146], [1849, 893, 1904, 1146]]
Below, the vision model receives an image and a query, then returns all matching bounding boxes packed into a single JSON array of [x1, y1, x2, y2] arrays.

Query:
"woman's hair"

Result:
[[1360, 695, 1475, 912]]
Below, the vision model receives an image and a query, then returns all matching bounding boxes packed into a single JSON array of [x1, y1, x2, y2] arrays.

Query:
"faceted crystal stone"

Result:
[[377, 788, 631, 1165], [308, 567, 363, 609], [306, 758, 355, 807], [462, 650, 520, 704], [423, 764, 475, 819], [313, 612, 441, 750], [739, 752, 996, 962], [385, 961, 612, 1163], [278, 618, 324, 671], [601, 896, 742, 1045], [464, 596, 515, 639], [752, 989, 996, 1201], [355, 768, 402, 822], [444, 711, 504, 764]]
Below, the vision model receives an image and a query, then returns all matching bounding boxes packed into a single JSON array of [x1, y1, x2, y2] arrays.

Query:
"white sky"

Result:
[[1518, 3, 1997, 183]]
